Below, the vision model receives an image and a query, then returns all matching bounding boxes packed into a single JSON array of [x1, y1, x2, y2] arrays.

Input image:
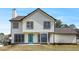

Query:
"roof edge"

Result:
[[19, 8, 57, 21]]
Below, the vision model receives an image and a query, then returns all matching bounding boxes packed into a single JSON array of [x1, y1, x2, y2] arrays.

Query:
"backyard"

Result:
[[0, 45, 79, 51]]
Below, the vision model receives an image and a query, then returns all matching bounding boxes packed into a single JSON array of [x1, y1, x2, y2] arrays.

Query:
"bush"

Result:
[[0, 39, 11, 46]]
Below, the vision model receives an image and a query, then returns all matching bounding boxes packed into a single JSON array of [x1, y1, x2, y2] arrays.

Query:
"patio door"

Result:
[[28, 34, 33, 44]]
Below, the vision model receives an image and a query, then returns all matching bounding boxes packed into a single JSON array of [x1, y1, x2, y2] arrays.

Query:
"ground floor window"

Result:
[[14, 34, 24, 43], [41, 34, 47, 43], [38, 33, 50, 43]]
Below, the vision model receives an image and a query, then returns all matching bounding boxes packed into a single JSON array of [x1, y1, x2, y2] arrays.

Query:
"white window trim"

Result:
[[14, 34, 24, 43], [40, 33, 49, 44], [26, 21, 33, 29], [12, 22, 19, 29], [44, 21, 51, 29]]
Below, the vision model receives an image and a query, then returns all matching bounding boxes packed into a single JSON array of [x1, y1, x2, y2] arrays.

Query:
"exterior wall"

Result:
[[50, 33, 54, 43], [24, 34, 28, 43], [22, 11, 54, 33], [11, 21, 23, 43], [54, 34, 76, 43], [33, 34, 38, 43], [76, 39, 79, 44]]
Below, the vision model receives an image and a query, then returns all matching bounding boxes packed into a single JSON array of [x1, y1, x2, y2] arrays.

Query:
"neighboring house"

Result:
[[9, 8, 77, 44]]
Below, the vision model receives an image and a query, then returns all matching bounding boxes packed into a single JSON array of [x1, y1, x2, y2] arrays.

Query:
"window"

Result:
[[41, 34, 47, 43], [13, 22, 19, 29], [44, 21, 51, 29], [14, 34, 24, 43], [26, 22, 33, 29]]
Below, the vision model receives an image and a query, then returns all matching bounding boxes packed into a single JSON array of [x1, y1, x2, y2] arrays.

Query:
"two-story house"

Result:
[[10, 8, 77, 44]]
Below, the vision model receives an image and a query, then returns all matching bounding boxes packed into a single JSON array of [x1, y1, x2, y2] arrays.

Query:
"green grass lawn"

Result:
[[0, 45, 79, 51]]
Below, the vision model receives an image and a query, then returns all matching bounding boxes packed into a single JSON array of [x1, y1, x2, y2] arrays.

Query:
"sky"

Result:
[[0, 8, 79, 34]]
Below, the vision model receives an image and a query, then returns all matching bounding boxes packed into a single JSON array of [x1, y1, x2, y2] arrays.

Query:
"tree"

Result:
[[0, 33, 4, 43], [61, 24, 69, 28], [69, 24, 76, 29], [55, 20, 62, 28], [0, 33, 4, 36], [55, 20, 69, 28], [55, 19, 77, 29]]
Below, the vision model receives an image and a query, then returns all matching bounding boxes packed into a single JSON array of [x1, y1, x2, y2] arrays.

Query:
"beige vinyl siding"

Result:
[[24, 34, 28, 43], [33, 34, 38, 43], [55, 34, 76, 43], [50, 34, 54, 43], [22, 10, 54, 33], [11, 22, 23, 43]]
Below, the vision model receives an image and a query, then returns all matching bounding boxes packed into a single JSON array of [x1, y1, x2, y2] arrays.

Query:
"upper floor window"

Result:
[[26, 22, 33, 29], [44, 21, 51, 29], [13, 22, 19, 29]]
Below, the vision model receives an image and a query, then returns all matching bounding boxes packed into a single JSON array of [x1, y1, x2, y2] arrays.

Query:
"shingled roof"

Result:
[[55, 28, 77, 34], [10, 16, 25, 21], [10, 8, 56, 21]]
